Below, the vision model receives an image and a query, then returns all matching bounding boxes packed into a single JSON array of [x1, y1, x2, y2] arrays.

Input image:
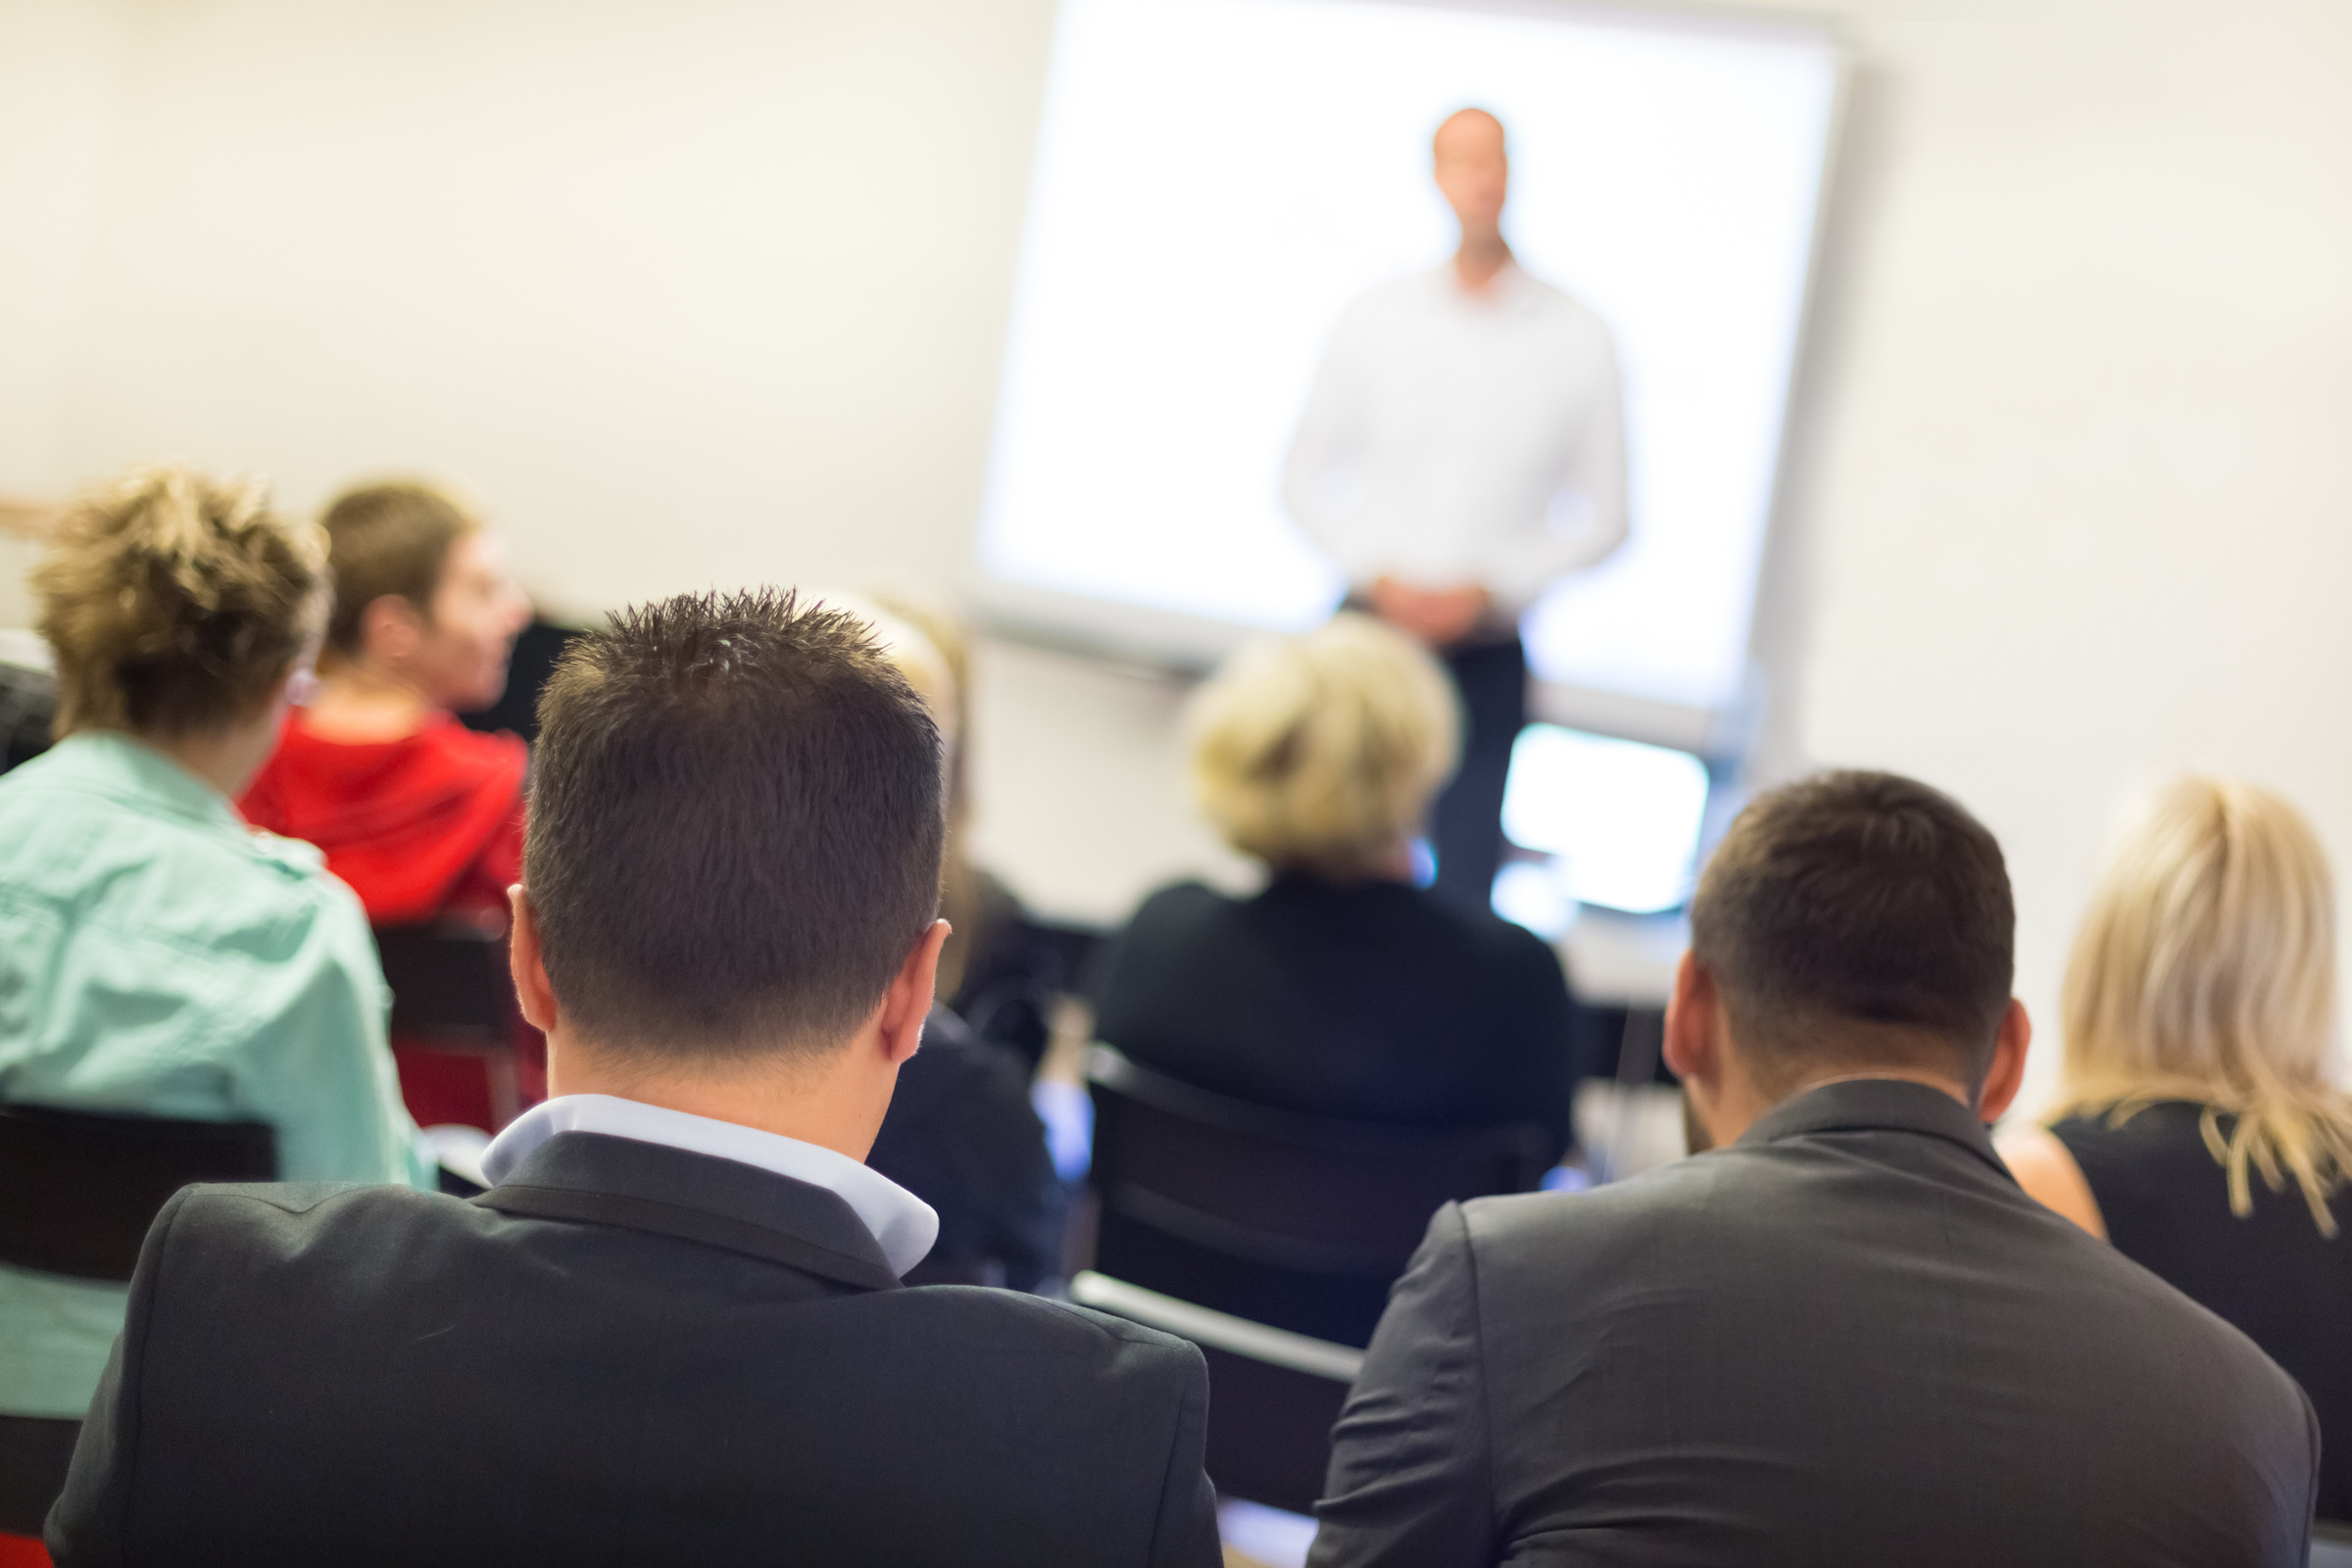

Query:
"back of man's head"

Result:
[[1690, 770, 2014, 1095], [524, 588, 944, 1060]]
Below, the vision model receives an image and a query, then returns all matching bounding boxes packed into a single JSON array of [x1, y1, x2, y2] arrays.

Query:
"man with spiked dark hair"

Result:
[[50, 589, 1220, 1567], [1309, 771, 2318, 1568]]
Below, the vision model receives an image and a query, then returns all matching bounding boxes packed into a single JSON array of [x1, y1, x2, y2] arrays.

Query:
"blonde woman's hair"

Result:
[[825, 592, 958, 762], [863, 592, 989, 1000], [33, 464, 327, 740], [1188, 613, 1460, 877], [2051, 775, 2352, 1232]]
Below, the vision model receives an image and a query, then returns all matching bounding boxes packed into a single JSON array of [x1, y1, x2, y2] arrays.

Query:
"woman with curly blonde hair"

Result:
[[2005, 775, 2352, 1521], [0, 465, 425, 1535]]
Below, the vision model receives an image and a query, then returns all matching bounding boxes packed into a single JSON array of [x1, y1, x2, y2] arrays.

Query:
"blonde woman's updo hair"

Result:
[[33, 464, 327, 740], [2054, 775, 2352, 1231], [1188, 612, 1460, 877]]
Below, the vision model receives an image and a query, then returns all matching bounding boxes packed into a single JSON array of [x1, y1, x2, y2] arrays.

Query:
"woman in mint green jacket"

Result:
[[0, 466, 428, 1536]]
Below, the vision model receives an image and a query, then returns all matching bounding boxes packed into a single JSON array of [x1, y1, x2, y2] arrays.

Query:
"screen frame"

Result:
[[971, 0, 1855, 760]]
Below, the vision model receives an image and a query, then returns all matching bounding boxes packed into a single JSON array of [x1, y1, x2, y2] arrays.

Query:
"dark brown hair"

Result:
[[524, 588, 945, 1057], [35, 465, 326, 739], [318, 481, 478, 660], [1690, 770, 2015, 1091]]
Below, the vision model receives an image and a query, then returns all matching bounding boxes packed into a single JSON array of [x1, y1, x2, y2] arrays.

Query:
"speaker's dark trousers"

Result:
[[1429, 634, 1527, 918]]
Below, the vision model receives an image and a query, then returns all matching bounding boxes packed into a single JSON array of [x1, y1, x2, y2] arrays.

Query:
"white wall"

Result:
[[3, 0, 2350, 1103], [3, 0, 1059, 612], [0, 0, 126, 627]]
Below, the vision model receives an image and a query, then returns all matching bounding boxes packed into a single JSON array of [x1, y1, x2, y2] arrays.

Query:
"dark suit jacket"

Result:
[[1310, 1079, 2321, 1568], [48, 1131, 1220, 1567], [1094, 875, 1577, 1158]]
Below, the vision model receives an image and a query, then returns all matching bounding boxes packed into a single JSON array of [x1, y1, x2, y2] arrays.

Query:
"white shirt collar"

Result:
[[480, 1093, 939, 1277], [1425, 258, 1541, 314]]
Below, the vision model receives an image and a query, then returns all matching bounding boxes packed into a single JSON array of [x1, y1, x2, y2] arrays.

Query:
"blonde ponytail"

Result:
[[2052, 776, 2352, 1233]]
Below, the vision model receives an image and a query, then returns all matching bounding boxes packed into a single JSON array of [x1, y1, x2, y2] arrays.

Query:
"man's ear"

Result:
[[507, 885, 559, 1035], [1974, 999, 2033, 1123], [874, 919, 952, 1067], [359, 594, 425, 664], [1661, 951, 1720, 1085]]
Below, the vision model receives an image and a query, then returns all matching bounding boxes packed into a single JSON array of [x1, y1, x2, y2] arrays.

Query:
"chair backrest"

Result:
[[1070, 1269, 1360, 1517], [0, 1103, 276, 1281], [1085, 1045, 1549, 1347], [374, 923, 509, 1042], [0, 658, 55, 775]]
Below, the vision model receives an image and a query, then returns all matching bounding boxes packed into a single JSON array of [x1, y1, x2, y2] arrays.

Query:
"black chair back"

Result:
[[1084, 1044, 1549, 1348], [0, 1102, 276, 1281], [375, 923, 508, 1041], [374, 922, 520, 1126], [0, 657, 55, 774], [1070, 1268, 1364, 1518]]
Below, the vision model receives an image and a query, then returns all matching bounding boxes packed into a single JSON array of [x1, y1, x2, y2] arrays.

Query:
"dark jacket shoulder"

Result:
[[55, 1164, 1221, 1568], [1312, 1083, 2320, 1568]]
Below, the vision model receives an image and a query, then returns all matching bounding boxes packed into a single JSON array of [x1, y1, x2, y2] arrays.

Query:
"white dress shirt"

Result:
[[480, 1093, 940, 1278], [1283, 262, 1630, 613]]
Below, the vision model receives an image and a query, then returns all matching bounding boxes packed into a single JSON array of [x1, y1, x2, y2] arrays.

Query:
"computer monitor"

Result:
[[1494, 722, 1711, 925]]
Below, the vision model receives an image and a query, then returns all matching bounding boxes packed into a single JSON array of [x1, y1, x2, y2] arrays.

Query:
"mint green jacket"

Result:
[[0, 732, 428, 1418]]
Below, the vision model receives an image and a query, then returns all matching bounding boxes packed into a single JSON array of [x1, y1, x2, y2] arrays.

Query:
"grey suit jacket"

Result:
[[50, 1131, 1221, 1567], [1310, 1079, 2320, 1568]]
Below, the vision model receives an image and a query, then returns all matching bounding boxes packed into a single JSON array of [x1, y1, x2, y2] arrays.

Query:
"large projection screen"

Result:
[[977, 0, 1842, 747]]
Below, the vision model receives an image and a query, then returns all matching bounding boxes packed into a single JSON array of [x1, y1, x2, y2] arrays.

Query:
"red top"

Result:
[[241, 711, 527, 927]]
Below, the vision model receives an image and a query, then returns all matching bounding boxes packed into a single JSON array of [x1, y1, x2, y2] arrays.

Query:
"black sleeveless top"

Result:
[[2051, 1101, 2350, 1521]]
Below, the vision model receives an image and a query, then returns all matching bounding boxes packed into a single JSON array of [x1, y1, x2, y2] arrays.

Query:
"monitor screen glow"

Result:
[[1499, 721, 1711, 917], [979, 0, 1840, 717]]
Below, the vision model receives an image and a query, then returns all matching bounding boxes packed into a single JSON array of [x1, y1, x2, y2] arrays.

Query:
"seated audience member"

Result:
[[1309, 771, 2320, 1568], [239, 480, 537, 1128], [871, 591, 1066, 1066], [2004, 776, 2352, 1522], [48, 590, 1219, 1566], [834, 594, 1064, 1290], [869, 1004, 1066, 1290], [1092, 612, 1575, 1158], [0, 466, 426, 1540]]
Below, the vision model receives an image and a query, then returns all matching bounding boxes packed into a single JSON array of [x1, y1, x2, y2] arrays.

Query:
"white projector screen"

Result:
[[977, 0, 1841, 733]]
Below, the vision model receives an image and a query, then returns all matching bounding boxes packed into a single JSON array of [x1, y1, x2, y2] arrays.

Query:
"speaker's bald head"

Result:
[[1433, 107, 1505, 158], [1433, 107, 1508, 233]]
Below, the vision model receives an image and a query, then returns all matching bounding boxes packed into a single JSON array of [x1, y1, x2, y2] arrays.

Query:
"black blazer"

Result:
[[1093, 875, 1577, 1157], [1310, 1080, 2321, 1568], [868, 1005, 1066, 1291], [49, 1131, 1220, 1567], [2054, 1102, 2352, 1522]]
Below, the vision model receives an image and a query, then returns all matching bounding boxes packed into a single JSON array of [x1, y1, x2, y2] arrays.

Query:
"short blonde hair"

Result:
[[2052, 776, 2352, 1231], [34, 464, 326, 739], [1188, 613, 1459, 876]]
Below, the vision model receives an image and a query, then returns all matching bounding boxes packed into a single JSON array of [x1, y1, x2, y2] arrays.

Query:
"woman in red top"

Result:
[[241, 481, 536, 1130]]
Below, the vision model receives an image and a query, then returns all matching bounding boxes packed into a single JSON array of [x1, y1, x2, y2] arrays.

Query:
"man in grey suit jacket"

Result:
[[1310, 770, 2320, 1568], [49, 590, 1221, 1567]]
